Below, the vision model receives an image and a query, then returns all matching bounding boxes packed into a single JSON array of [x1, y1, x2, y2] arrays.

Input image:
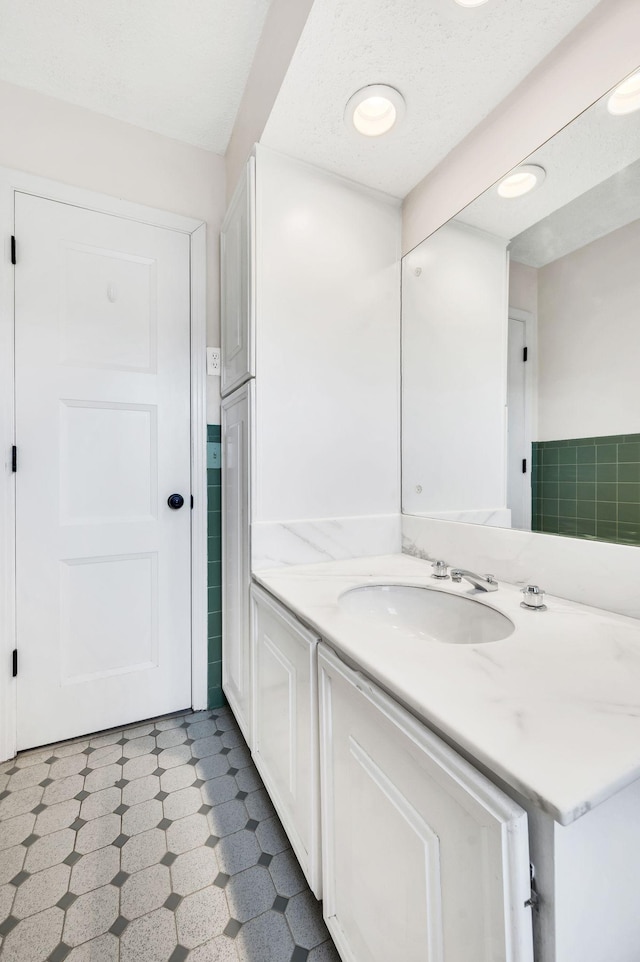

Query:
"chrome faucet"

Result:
[[450, 569, 498, 592]]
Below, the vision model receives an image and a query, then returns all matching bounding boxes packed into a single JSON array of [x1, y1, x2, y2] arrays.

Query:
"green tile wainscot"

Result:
[[532, 433, 640, 546], [207, 424, 224, 708]]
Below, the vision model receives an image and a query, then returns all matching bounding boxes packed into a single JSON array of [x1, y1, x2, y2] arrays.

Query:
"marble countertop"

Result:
[[254, 553, 640, 826]]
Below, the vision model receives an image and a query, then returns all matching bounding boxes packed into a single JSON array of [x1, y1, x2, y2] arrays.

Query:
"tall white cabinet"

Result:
[[220, 157, 255, 397], [220, 145, 401, 753], [221, 383, 252, 743]]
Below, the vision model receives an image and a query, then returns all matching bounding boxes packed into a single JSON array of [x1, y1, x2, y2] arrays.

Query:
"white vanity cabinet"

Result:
[[318, 643, 534, 962], [221, 383, 253, 744], [251, 585, 321, 897], [220, 156, 255, 397]]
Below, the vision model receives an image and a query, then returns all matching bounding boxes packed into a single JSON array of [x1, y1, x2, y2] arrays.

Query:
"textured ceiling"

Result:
[[262, 0, 602, 198], [0, 0, 272, 153], [456, 85, 640, 266]]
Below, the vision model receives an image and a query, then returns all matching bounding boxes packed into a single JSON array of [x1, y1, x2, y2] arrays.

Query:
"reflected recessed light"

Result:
[[497, 165, 546, 199], [607, 69, 640, 115], [454, 0, 490, 6], [345, 85, 406, 138]]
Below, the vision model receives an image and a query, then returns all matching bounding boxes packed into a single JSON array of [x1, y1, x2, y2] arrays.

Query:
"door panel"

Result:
[[319, 644, 534, 962], [14, 192, 192, 749]]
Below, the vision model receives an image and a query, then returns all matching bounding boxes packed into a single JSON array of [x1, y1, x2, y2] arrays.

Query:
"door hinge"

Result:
[[12, 649, 17, 677], [190, 495, 194, 509], [523, 346, 528, 362], [10, 235, 16, 266], [525, 863, 539, 910], [522, 458, 527, 474], [11, 445, 17, 472]]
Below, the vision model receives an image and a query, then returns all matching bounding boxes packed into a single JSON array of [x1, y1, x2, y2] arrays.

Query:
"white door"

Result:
[[319, 644, 534, 962], [14, 192, 192, 750], [221, 383, 252, 744], [220, 156, 255, 397], [507, 316, 528, 530]]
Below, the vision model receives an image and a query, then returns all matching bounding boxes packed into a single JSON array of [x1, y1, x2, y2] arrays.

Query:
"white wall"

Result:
[[509, 261, 538, 316], [254, 146, 401, 524], [402, 222, 509, 518], [537, 219, 640, 440], [0, 79, 227, 419], [403, 0, 640, 254]]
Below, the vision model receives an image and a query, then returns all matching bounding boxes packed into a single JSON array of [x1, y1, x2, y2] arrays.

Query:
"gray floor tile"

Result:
[[122, 798, 162, 836], [256, 816, 290, 856], [226, 865, 276, 922], [188, 935, 240, 961], [0, 905, 65, 961], [159, 765, 198, 794], [286, 890, 329, 950], [42, 775, 84, 807], [120, 907, 177, 962], [75, 814, 121, 855], [121, 863, 171, 919], [0, 787, 43, 821], [24, 829, 75, 873], [0, 814, 36, 852], [208, 799, 249, 838], [166, 813, 209, 855], [63, 885, 119, 946], [34, 798, 81, 836], [69, 845, 120, 896], [0, 708, 338, 962], [7, 764, 50, 793], [235, 910, 295, 962], [308, 940, 342, 961], [12, 863, 70, 919], [171, 845, 219, 896], [121, 827, 167, 874], [175, 886, 228, 948], [0, 845, 26, 886], [66, 932, 119, 961], [156, 729, 188, 750], [163, 786, 202, 822], [268, 849, 308, 898], [79, 787, 121, 823], [215, 830, 261, 876]]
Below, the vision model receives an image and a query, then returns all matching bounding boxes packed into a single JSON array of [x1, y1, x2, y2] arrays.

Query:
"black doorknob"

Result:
[[167, 493, 185, 510]]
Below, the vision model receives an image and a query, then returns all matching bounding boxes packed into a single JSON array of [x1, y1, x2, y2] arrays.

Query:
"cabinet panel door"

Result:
[[221, 157, 255, 397], [221, 383, 252, 743], [251, 585, 321, 897], [319, 644, 533, 962]]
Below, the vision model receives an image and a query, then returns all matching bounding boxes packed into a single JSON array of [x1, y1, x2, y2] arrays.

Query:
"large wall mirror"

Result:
[[402, 67, 640, 547]]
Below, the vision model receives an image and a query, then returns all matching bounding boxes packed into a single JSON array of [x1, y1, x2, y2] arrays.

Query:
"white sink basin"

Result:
[[338, 584, 514, 644]]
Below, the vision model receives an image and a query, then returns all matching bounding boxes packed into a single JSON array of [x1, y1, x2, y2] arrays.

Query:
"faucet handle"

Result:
[[431, 560, 449, 580], [521, 585, 547, 611]]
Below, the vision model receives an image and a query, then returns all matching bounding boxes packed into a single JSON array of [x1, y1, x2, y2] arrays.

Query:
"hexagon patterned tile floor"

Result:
[[0, 708, 340, 962]]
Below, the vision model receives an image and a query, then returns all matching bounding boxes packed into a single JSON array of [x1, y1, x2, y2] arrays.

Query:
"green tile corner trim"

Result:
[[207, 424, 225, 710], [532, 433, 640, 546]]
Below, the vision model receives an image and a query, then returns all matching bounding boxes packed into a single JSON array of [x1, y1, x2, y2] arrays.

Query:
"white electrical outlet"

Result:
[[207, 347, 221, 376]]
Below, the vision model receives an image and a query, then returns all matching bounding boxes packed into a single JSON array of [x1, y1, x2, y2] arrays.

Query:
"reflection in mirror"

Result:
[[402, 68, 640, 547]]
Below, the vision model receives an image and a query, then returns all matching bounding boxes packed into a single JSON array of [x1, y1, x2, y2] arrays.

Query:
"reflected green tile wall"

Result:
[[207, 425, 225, 709], [532, 434, 640, 546]]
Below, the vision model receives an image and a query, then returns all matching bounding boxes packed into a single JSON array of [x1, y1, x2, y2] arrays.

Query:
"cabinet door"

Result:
[[251, 585, 321, 897], [221, 383, 252, 744], [319, 644, 533, 962], [221, 156, 255, 397]]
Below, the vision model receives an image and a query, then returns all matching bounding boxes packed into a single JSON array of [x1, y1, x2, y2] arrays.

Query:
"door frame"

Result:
[[507, 307, 538, 531], [0, 168, 208, 762]]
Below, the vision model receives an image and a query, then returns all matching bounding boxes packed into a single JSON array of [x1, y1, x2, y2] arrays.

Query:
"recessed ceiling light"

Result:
[[345, 85, 406, 138], [607, 69, 640, 115], [454, 0, 490, 6], [497, 165, 546, 199]]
